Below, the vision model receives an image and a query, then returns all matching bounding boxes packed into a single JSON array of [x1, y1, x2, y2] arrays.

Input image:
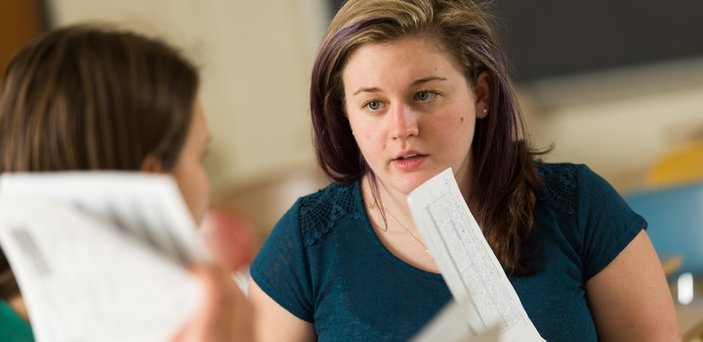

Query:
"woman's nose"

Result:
[[389, 104, 419, 140]]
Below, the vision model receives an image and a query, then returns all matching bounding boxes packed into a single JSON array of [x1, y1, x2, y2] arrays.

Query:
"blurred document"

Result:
[[0, 172, 208, 264], [0, 173, 210, 342], [407, 168, 543, 341]]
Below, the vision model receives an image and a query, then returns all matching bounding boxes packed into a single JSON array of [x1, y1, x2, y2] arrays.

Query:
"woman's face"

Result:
[[170, 97, 211, 224], [341, 35, 489, 197]]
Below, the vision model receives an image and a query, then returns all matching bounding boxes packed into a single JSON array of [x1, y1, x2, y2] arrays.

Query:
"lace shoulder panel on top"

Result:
[[536, 162, 578, 215], [298, 182, 361, 247]]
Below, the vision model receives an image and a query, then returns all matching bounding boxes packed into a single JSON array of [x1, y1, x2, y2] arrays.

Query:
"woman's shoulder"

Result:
[[536, 162, 620, 214], [0, 300, 34, 341], [536, 162, 589, 215], [294, 181, 363, 247]]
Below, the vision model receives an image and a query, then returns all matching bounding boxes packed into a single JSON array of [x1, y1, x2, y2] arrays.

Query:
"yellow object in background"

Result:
[[648, 139, 703, 188]]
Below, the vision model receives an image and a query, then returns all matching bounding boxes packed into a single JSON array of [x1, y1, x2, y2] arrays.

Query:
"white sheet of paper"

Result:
[[0, 172, 209, 264], [407, 168, 544, 341], [0, 202, 201, 342], [0, 172, 211, 341]]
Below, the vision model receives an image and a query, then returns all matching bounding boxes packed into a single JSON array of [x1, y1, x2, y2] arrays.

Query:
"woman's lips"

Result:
[[392, 154, 427, 170]]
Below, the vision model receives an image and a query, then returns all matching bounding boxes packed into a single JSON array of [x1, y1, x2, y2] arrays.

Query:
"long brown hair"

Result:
[[0, 25, 199, 299], [310, 0, 543, 274]]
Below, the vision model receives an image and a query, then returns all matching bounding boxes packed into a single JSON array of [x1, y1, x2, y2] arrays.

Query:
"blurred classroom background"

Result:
[[2, 0, 703, 337]]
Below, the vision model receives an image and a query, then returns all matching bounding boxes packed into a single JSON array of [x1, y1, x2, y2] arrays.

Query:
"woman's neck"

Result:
[[8, 295, 29, 322], [362, 175, 414, 230], [362, 168, 474, 224], [455, 156, 476, 205]]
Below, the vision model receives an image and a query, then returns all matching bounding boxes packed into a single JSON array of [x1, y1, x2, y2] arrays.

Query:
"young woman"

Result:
[[248, 0, 679, 341], [0, 25, 252, 341]]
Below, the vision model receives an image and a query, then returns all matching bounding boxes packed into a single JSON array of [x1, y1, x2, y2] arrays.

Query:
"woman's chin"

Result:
[[386, 177, 433, 197]]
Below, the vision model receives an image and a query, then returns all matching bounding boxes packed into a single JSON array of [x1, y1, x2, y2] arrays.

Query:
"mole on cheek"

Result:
[[460, 116, 464, 123]]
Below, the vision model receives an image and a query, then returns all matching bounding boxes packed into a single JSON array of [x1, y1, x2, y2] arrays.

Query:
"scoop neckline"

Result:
[[352, 180, 445, 280]]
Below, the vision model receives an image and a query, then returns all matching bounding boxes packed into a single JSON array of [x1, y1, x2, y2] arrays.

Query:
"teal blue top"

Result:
[[0, 300, 35, 342], [251, 163, 646, 341]]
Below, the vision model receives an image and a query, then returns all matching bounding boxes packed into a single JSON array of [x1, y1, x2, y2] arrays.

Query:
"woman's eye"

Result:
[[415, 91, 436, 101], [366, 100, 382, 111]]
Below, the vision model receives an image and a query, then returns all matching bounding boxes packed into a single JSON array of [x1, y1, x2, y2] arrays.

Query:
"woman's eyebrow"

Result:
[[352, 86, 382, 96], [352, 76, 447, 96], [410, 76, 447, 86]]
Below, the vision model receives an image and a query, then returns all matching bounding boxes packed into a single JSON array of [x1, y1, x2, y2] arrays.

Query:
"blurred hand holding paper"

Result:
[[0, 173, 211, 342], [407, 168, 544, 342]]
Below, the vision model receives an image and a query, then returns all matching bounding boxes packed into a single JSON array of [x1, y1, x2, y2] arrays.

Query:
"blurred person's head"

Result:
[[0, 25, 212, 300], [0, 25, 210, 222]]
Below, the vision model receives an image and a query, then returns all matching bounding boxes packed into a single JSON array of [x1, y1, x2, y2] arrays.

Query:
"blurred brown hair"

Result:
[[0, 24, 199, 172], [0, 24, 199, 299]]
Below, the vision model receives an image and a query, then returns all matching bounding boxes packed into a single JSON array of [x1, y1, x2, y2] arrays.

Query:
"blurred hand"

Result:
[[200, 209, 257, 272], [171, 265, 255, 342]]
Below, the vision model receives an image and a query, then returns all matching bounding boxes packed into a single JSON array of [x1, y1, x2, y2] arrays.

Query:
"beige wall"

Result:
[[46, 1, 703, 196], [49, 0, 329, 196], [523, 58, 703, 193]]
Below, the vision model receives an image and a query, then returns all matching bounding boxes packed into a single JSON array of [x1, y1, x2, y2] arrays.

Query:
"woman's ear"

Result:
[[140, 155, 163, 173], [474, 71, 491, 119]]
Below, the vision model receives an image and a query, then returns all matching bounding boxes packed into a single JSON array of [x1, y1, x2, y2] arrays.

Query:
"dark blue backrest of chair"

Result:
[[625, 183, 703, 275]]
